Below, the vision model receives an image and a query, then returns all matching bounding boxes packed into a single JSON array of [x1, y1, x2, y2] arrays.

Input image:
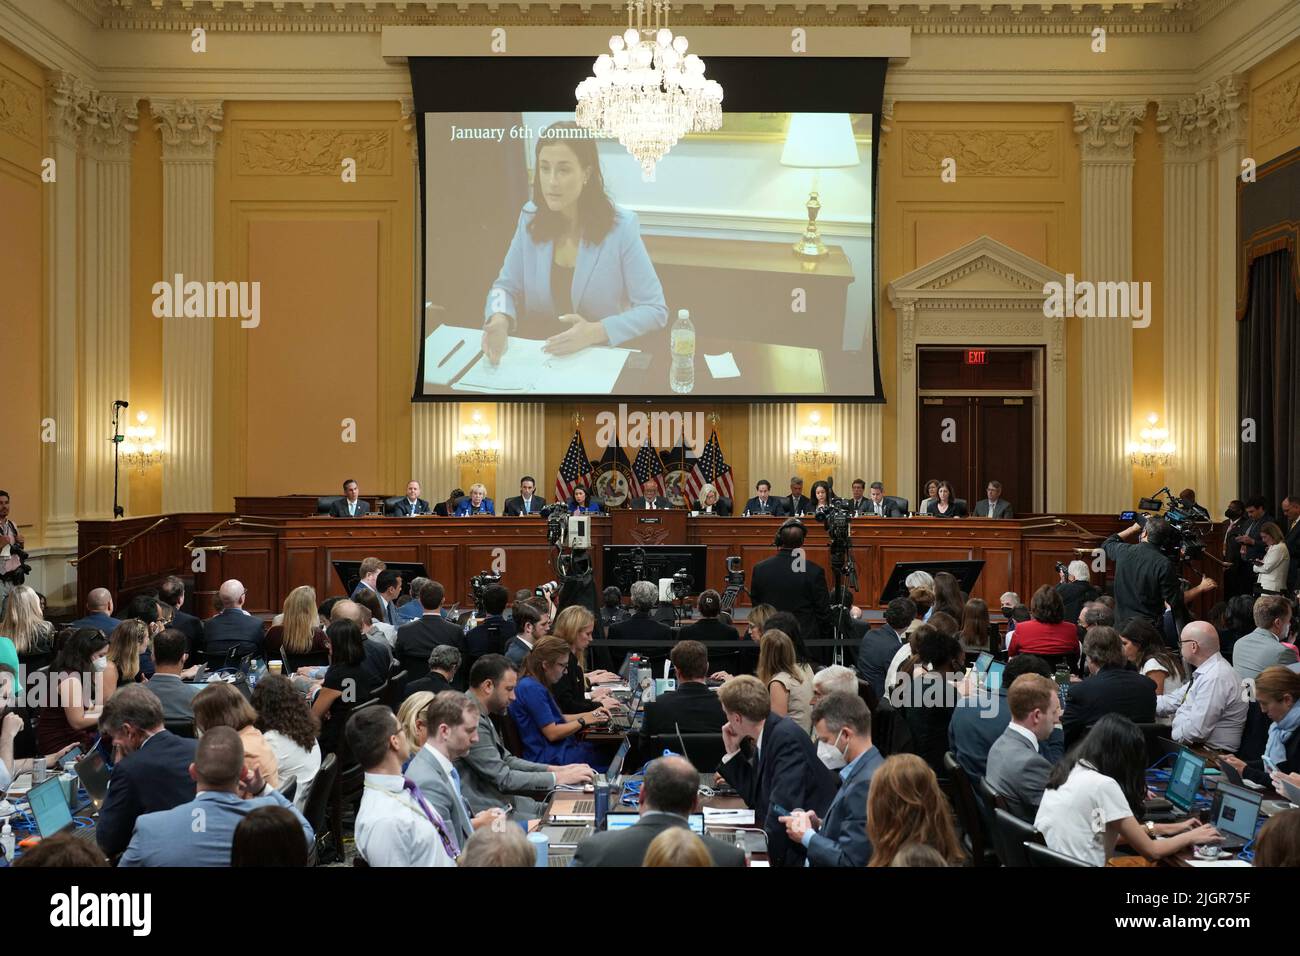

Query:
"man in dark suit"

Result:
[[67, 587, 122, 634], [679, 589, 741, 674], [465, 585, 515, 660], [329, 478, 370, 517], [971, 480, 1015, 518], [388, 479, 431, 516], [781, 692, 882, 867], [395, 580, 465, 683], [572, 755, 745, 867], [608, 581, 675, 673], [503, 476, 545, 517], [717, 675, 837, 866], [94, 685, 198, 858], [433, 488, 465, 517], [641, 640, 726, 739], [856, 596, 915, 699], [783, 476, 813, 517], [628, 476, 673, 510], [1281, 495, 1300, 591], [749, 520, 834, 653], [860, 481, 907, 518], [402, 644, 462, 698], [1061, 626, 1156, 746], [157, 575, 204, 656], [203, 579, 266, 662], [742, 479, 787, 517]]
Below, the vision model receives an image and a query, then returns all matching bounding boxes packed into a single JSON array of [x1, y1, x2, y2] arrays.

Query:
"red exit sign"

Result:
[[965, 349, 988, 365]]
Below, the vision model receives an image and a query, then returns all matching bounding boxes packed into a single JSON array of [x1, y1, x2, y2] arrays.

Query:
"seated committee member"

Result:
[[1157, 621, 1249, 751], [716, 675, 836, 867], [781, 692, 882, 868], [455, 483, 495, 516], [856, 597, 914, 700], [862, 481, 905, 518], [922, 481, 967, 517], [329, 479, 370, 517], [783, 476, 813, 517], [433, 488, 464, 517], [985, 673, 1063, 821], [508, 637, 608, 768], [742, 479, 787, 517], [641, 640, 726, 738], [810, 480, 835, 517], [1221, 666, 1300, 787], [918, 478, 941, 515], [481, 121, 667, 362], [1233, 594, 1298, 683], [1035, 714, 1220, 866], [204, 579, 266, 662], [949, 653, 1064, 779], [460, 654, 594, 817], [573, 756, 745, 867], [629, 477, 672, 510], [95, 685, 199, 859], [846, 479, 870, 515], [693, 483, 732, 516], [347, 706, 455, 867], [972, 480, 1014, 518], [120, 726, 313, 867], [568, 484, 603, 514], [1062, 627, 1156, 747], [145, 628, 203, 722], [503, 476, 544, 517], [388, 480, 431, 517]]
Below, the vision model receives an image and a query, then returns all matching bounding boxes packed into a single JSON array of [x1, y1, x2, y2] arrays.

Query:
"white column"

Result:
[[43, 73, 88, 547], [748, 403, 800, 492], [497, 403, 546, 494], [412, 403, 460, 502], [833, 404, 884, 487], [1073, 102, 1145, 513], [1212, 83, 1248, 511], [80, 93, 139, 519], [152, 100, 222, 514]]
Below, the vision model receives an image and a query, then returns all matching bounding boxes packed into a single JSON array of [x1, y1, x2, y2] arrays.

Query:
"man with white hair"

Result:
[[810, 666, 860, 770], [905, 570, 936, 592], [68, 587, 122, 634], [203, 579, 265, 661], [1056, 559, 1100, 626], [608, 580, 674, 670], [1158, 621, 1249, 751]]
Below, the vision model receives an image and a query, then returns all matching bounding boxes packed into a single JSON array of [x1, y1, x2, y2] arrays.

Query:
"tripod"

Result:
[[829, 541, 859, 667], [110, 401, 126, 518]]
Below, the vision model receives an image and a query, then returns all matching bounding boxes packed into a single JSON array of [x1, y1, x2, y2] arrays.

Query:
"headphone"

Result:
[[774, 517, 807, 548]]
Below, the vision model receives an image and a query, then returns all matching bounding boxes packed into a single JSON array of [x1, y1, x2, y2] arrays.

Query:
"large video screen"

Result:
[[417, 110, 877, 399]]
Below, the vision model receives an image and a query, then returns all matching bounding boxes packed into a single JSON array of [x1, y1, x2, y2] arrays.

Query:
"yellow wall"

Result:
[[1130, 104, 1167, 495], [1250, 38, 1300, 166], [212, 101, 415, 507], [0, 38, 45, 540], [128, 101, 164, 516]]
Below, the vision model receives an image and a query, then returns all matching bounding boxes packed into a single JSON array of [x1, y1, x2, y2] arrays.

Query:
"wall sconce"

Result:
[[1127, 413, 1175, 475], [454, 410, 501, 473], [791, 410, 839, 469], [121, 411, 165, 474]]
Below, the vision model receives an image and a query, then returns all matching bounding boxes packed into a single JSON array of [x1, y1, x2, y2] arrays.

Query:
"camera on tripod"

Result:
[[819, 501, 854, 547], [469, 570, 502, 611], [1120, 486, 1206, 562], [670, 568, 693, 600], [724, 555, 745, 589]]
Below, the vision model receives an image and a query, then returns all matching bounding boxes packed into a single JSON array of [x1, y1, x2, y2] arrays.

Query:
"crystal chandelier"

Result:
[[1126, 413, 1175, 476], [121, 411, 165, 474], [791, 411, 839, 470], [454, 410, 502, 474], [575, 0, 723, 179]]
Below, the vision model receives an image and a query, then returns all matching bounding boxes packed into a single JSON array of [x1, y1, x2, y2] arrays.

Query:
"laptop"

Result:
[[26, 776, 95, 842], [606, 688, 643, 733], [606, 813, 704, 834], [1162, 748, 1205, 816], [73, 753, 111, 812], [553, 737, 634, 822], [1209, 782, 1263, 851]]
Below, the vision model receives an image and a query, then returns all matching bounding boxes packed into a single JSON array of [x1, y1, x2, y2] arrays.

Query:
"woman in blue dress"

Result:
[[567, 485, 603, 515], [507, 636, 610, 770]]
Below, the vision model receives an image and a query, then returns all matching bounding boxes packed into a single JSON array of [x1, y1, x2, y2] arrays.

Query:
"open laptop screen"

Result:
[[27, 776, 74, 837], [1164, 748, 1204, 813], [1213, 783, 1262, 841]]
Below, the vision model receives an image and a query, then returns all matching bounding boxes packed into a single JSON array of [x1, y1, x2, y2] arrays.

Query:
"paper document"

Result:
[[423, 325, 481, 387], [703, 807, 755, 825], [1185, 858, 1251, 868], [704, 352, 741, 378], [451, 334, 633, 394]]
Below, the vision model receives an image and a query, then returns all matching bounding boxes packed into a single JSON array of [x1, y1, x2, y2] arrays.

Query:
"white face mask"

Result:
[[92, 657, 108, 673], [816, 738, 846, 771]]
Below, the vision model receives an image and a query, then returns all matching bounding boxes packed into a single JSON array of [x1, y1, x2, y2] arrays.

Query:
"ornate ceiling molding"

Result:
[[63, 0, 1229, 35], [1155, 74, 1246, 161], [152, 98, 225, 157], [1072, 101, 1146, 163]]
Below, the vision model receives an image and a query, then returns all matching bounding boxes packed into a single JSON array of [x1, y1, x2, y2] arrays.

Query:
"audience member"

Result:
[[866, 754, 964, 867], [949, 653, 1064, 778], [1252, 808, 1300, 867], [37, 628, 107, 754], [781, 692, 881, 867], [1157, 622, 1249, 751], [465, 585, 516, 659], [1056, 560, 1101, 627], [749, 519, 834, 660], [458, 823, 537, 867], [1252, 522, 1290, 595], [252, 674, 321, 809], [608, 580, 675, 672], [888, 843, 948, 867], [894, 629, 964, 777], [353, 587, 398, 649], [1080, 601, 1115, 630], [573, 756, 744, 867], [931, 571, 965, 622], [157, 575, 203, 657], [203, 580, 265, 662], [1062, 626, 1156, 747], [985, 674, 1063, 820], [102, 619, 149, 700], [311, 618, 376, 754], [119, 726, 312, 866], [231, 805, 311, 866], [681, 588, 741, 673], [856, 597, 914, 699], [264, 586, 330, 670], [1, 585, 54, 666], [508, 636, 607, 768], [641, 639, 726, 738], [758, 629, 814, 732], [396, 691, 434, 764], [12, 831, 109, 867], [1035, 714, 1219, 865], [1233, 595, 1298, 683], [348, 705, 455, 866], [460, 654, 593, 816], [643, 827, 714, 867], [193, 681, 280, 789], [551, 605, 618, 714], [67, 587, 122, 636], [1008, 585, 1080, 664], [959, 597, 999, 653], [503, 600, 546, 669], [716, 675, 836, 866], [1221, 666, 1300, 786], [404, 644, 462, 698], [144, 628, 202, 721]]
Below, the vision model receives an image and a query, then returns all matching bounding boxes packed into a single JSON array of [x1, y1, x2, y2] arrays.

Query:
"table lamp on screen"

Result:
[[780, 113, 861, 259]]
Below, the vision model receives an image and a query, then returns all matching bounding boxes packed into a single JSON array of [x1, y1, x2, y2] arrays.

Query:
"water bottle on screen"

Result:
[[670, 309, 695, 394]]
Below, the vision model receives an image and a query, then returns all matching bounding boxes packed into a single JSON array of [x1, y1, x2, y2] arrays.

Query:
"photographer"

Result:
[[1055, 560, 1100, 626], [1102, 517, 1191, 633]]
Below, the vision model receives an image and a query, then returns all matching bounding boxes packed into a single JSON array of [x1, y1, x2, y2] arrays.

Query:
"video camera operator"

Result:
[[1102, 516, 1191, 633]]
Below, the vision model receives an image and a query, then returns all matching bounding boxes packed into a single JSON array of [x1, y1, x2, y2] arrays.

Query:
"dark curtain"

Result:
[[1238, 248, 1300, 507]]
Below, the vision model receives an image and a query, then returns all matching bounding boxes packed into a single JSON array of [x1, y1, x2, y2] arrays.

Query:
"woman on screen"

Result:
[[567, 485, 603, 515], [483, 122, 667, 363]]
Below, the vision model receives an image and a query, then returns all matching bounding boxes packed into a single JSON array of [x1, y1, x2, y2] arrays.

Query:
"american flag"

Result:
[[684, 430, 735, 503], [629, 443, 665, 500], [554, 430, 592, 503]]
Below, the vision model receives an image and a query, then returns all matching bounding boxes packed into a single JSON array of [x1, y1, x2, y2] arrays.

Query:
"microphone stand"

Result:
[[111, 402, 125, 518]]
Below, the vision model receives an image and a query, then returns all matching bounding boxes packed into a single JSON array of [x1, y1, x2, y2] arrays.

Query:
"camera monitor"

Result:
[[877, 559, 985, 606], [602, 545, 708, 597]]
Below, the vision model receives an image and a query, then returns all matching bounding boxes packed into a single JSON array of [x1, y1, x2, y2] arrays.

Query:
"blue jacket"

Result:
[[805, 745, 883, 867], [95, 730, 198, 858], [67, 612, 122, 635], [119, 789, 312, 867], [948, 687, 1065, 778], [567, 499, 603, 514], [454, 498, 495, 516], [484, 203, 667, 347]]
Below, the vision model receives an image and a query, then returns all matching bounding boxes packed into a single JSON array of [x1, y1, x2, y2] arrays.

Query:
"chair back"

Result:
[[399, 652, 431, 684], [383, 496, 405, 516], [499, 710, 526, 758], [317, 496, 344, 515], [943, 752, 995, 866], [856, 678, 879, 713], [302, 753, 339, 835], [1024, 841, 1094, 867], [380, 670, 408, 711], [278, 775, 298, 804], [164, 719, 196, 739], [649, 733, 726, 773], [991, 808, 1044, 867], [1238, 700, 1271, 763]]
